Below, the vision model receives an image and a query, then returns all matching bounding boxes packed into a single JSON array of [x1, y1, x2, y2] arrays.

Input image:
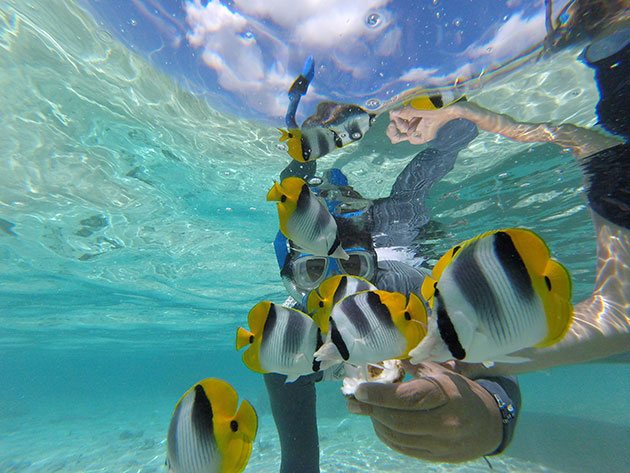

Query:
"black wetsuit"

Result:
[[581, 34, 629, 229], [266, 119, 521, 473]]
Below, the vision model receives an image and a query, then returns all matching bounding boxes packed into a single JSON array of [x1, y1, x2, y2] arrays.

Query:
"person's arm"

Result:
[[387, 100, 622, 158], [371, 118, 478, 249], [347, 362, 521, 462], [264, 372, 321, 473]]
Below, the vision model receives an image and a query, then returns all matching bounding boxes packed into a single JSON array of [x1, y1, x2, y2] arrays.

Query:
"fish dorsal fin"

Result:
[[374, 290, 406, 313], [198, 378, 238, 418], [420, 275, 437, 307], [280, 176, 308, 201]]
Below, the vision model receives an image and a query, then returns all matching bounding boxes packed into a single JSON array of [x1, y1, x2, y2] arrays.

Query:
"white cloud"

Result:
[[184, 0, 399, 117], [464, 11, 546, 63], [184, 0, 293, 117]]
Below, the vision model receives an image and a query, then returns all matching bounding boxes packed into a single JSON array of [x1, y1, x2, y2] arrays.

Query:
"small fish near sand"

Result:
[[314, 290, 428, 370], [267, 176, 348, 259], [236, 301, 322, 382], [409, 228, 574, 367], [306, 274, 377, 334], [166, 378, 257, 473]]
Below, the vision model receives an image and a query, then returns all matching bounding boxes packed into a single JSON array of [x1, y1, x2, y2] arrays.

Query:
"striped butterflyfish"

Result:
[[267, 176, 348, 259], [278, 101, 376, 163], [408, 228, 573, 366], [166, 378, 257, 473], [314, 290, 428, 370], [236, 301, 322, 383], [306, 274, 377, 334]]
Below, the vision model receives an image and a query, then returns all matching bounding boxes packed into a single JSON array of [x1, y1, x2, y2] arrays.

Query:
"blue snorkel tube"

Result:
[[285, 56, 315, 129]]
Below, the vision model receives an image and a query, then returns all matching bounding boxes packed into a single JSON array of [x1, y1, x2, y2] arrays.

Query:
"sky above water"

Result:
[[81, 0, 572, 123]]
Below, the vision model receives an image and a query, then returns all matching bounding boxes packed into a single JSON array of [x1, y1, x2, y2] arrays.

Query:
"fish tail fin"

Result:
[[537, 259, 574, 348], [236, 327, 254, 351]]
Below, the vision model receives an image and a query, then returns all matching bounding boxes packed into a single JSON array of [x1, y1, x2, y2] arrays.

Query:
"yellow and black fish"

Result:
[[409, 228, 573, 366], [236, 301, 322, 382], [314, 290, 427, 370], [267, 176, 348, 259], [306, 274, 377, 334], [166, 378, 257, 473], [279, 101, 376, 163]]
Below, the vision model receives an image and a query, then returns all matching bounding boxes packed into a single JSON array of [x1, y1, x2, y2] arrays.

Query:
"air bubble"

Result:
[[452, 18, 462, 27], [432, 0, 439, 5], [130, 19, 137, 26], [366, 13, 381, 28], [365, 98, 381, 109], [241, 31, 255, 41]]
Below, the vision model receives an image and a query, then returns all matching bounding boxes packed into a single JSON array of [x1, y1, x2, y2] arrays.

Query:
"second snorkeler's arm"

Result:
[[388, 101, 621, 158]]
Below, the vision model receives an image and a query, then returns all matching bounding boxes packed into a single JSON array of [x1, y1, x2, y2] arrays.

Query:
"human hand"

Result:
[[386, 104, 462, 145], [347, 361, 502, 462]]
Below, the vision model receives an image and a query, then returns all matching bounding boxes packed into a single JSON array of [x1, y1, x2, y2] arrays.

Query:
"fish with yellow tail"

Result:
[[236, 301, 322, 382], [306, 274, 377, 334], [314, 290, 428, 370], [279, 102, 376, 163], [408, 228, 573, 367], [166, 378, 257, 473], [267, 176, 348, 259]]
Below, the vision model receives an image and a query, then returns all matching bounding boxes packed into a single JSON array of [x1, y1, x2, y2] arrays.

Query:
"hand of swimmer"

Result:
[[347, 361, 502, 463], [387, 104, 463, 145]]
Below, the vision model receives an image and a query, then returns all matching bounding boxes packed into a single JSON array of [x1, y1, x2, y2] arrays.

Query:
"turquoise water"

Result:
[[0, 1, 628, 472]]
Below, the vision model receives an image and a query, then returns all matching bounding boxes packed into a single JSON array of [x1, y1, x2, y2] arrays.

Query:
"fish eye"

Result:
[[404, 311, 411, 321], [230, 420, 239, 432], [249, 335, 254, 343], [288, 133, 293, 138], [281, 195, 287, 202], [319, 301, 324, 308]]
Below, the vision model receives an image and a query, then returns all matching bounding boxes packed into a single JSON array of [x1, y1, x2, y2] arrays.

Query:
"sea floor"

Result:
[[1, 362, 627, 473]]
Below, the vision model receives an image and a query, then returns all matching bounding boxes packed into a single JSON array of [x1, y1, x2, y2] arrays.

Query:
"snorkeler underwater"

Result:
[[1, 1, 628, 472]]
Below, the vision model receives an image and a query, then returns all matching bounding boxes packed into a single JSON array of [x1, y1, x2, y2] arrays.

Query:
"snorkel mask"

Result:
[[273, 169, 377, 303]]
